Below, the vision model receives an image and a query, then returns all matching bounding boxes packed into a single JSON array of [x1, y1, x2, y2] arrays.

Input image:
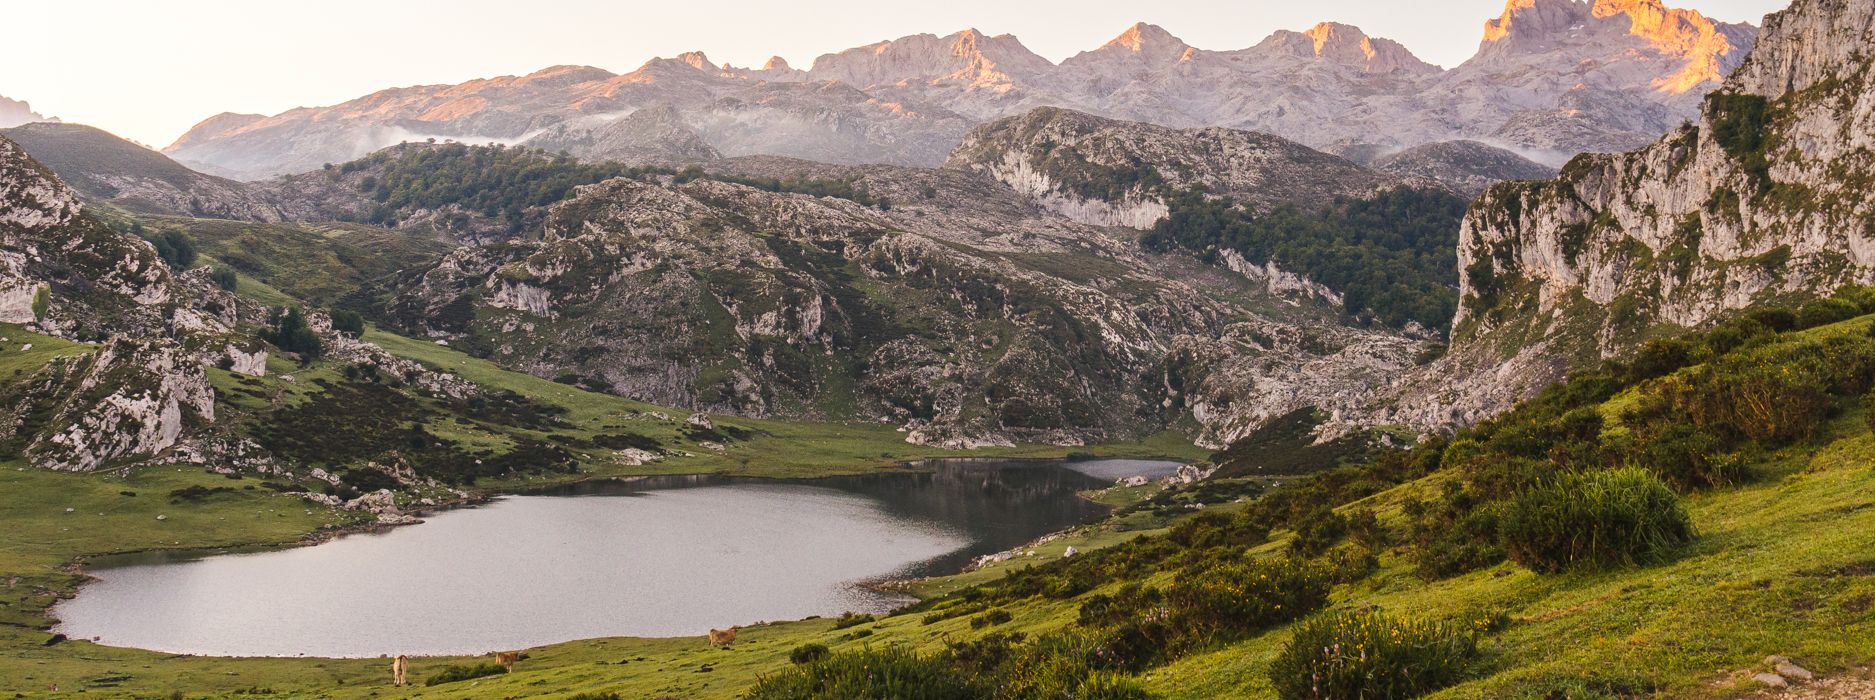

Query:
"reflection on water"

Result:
[[54, 458, 1179, 657]]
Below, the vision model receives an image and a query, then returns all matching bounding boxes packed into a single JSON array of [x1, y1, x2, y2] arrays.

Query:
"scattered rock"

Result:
[[1756, 673, 1791, 688], [1778, 662, 1816, 681]]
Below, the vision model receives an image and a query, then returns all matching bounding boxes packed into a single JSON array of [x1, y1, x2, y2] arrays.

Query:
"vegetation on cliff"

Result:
[[1143, 187, 1467, 330]]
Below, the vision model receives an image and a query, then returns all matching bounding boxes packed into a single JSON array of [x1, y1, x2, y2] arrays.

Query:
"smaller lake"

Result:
[[53, 458, 1180, 657]]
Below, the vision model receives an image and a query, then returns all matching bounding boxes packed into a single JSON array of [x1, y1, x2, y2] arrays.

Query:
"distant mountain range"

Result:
[[163, 0, 1757, 180], [0, 96, 49, 129]]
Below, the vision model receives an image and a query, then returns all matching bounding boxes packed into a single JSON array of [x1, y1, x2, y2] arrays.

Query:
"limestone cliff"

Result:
[[1376, 0, 1875, 430]]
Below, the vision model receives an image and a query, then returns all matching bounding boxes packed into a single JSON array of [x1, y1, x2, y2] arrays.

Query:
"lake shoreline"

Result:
[[51, 458, 1183, 658]]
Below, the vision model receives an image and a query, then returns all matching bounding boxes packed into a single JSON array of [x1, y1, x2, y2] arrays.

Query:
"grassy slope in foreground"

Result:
[[0, 321, 1201, 698]]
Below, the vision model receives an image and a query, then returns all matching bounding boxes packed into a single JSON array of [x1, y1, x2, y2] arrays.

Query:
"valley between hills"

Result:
[[1, 0, 1873, 697]]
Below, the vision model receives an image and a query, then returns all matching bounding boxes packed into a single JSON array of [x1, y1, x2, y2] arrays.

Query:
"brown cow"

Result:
[[495, 650, 521, 672], [392, 655, 408, 686], [708, 627, 738, 648]]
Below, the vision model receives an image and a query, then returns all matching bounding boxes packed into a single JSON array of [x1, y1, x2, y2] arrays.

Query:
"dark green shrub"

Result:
[[750, 634, 1148, 700], [1165, 557, 1332, 644], [1406, 496, 1507, 579], [1834, 285, 1875, 314], [1626, 422, 1748, 491], [1666, 346, 1831, 443], [1077, 583, 1162, 628], [1702, 316, 1775, 356], [829, 612, 874, 630], [1345, 509, 1387, 549], [1288, 506, 1348, 556], [330, 309, 366, 337], [260, 306, 323, 361], [1627, 337, 1705, 381], [990, 634, 1151, 700], [788, 643, 830, 665], [1269, 611, 1478, 700], [1815, 335, 1875, 395], [140, 229, 197, 269], [970, 609, 1014, 628], [568, 693, 622, 700], [1501, 468, 1694, 573], [424, 663, 506, 686], [747, 647, 980, 699], [1745, 307, 1798, 332], [1084, 617, 1176, 671], [1797, 297, 1862, 329], [209, 266, 238, 291], [1167, 511, 1266, 549]]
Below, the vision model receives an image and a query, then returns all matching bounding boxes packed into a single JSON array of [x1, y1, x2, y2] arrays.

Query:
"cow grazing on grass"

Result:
[[495, 651, 521, 672], [708, 628, 738, 647], [392, 655, 408, 686]]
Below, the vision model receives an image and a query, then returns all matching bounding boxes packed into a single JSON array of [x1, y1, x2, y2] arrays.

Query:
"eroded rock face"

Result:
[[0, 134, 496, 476], [0, 137, 80, 231], [15, 338, 214, 472], [1370, 0, 1875, 432]]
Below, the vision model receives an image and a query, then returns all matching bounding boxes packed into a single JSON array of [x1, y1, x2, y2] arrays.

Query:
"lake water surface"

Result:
[[53, 458, 1179, 657]]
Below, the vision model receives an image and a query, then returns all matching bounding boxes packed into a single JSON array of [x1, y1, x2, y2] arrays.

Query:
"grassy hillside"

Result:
[[158, 216, 454, 306], [0, 123, 214, 196]]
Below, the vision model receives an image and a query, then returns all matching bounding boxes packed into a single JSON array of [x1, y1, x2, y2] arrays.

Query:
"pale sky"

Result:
[[0, 0, 1787, 149]]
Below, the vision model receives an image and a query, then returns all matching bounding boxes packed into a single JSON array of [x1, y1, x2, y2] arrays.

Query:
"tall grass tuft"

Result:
[[1501, 467, 1694, 573]]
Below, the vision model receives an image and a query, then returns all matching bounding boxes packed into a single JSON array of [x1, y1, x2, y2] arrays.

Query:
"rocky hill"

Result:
[[363, 144, 1430, 449], [944, 107, 1413, 227], [1, 122, 294, 221], [1368, 140, 1559, 195], [0, 134, 263, 470], [1372, 0, 1875, 430], [164, 0, 1756, 181], [0, 135, 579, 492]]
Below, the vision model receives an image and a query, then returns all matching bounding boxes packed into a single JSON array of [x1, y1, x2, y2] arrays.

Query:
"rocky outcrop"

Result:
[[1370, 0, 1875, 431], [14, 338, 214, 472], [0, 136, 81, 231], [1369, 140, 1559, 196], [945, 107, 1410, 226], [163, 0, 1755, 180]]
